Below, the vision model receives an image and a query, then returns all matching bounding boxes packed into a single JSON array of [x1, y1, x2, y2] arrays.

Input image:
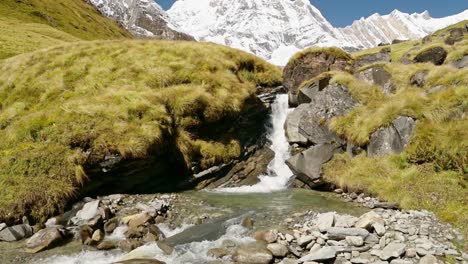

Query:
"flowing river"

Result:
[[22, 94, 365, 264]]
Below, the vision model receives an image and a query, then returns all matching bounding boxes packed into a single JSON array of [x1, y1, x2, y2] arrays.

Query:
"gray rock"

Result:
[[75, 200, 100, 221], [26, 227, 63, 253], [390, 260, 412, 264], [316, 212, 335, 232], [0, 224, 33, 242], [410, 70, 429, 87], [263, 229, 278, 243], [373, 223, 386, 236], [286, 144, 342, 187], [235, 243, 273, 264], [285, 104, 309, 145], [355, 211, 385, 230], [424, 85, 446, 95], [326, 227, 370, 240], [355, 48, 391, 68], [207, 247, 229, 258], [346, 236, 364, 247], [298, 84, 357, 145], [356, 66, 394, 94], [380, 243, 406, 260], [368, 116, 415, 157], [405, 248, 417, 258], [280, 258, 299, 264], [298, 235, 315, 247], [413, 47, 447, 65], [267, 243, 289, 257], [450, 55, 468, 69], [299, 247, 337, 263], [419, 255, 438, 264], [0, 223, 6, 231], [297, 77, 331, 105], [335, 215, 358, 228]]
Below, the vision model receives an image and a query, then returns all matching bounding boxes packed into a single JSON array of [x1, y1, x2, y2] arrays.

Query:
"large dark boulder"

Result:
[[356, 65, 395, 94], [413, 47, 447, 65], [298, 84, 357, 146], [26, 227, 64, 253], [286, 144, 343, 187], [368, 116, 416, 157], [354, 47, 391, 68], [283, 48, 353, 94]]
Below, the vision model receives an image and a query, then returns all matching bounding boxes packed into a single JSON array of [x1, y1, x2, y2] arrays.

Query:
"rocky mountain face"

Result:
[[88, 0, 194, 40], [167, 0, 468, 64]]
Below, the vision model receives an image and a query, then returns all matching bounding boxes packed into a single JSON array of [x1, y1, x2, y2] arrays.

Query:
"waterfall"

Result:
[[216, 94, 294, 193]]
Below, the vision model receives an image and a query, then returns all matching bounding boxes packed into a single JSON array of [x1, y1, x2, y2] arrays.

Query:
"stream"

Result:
[[26, 95, 367, 264]]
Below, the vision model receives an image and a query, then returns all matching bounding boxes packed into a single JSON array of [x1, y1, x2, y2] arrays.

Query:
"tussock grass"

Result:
[[0, 40, 282, 223], [288, 47, 353, 65]]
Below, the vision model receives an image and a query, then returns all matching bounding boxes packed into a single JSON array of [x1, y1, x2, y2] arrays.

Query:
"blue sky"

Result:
[[156, 0, 467, 27]]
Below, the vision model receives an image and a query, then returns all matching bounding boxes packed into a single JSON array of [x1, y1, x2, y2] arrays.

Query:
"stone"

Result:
[[285, 234, 294, 242], [118, 239, 143, 252], [405, 248, 417, 258], [285, 104, 310, 145], [380, 243, 406, 260], [297, 76, 331, 105], [127, 213, 153, 228], [267, 243, 289, 257], [424, 85, 446, 95], [413, 47, 448, 65], [92, 229, 104, 242], [25, 227, 63, 253], [368, 116, 416, 157], [346, 236, 364, 247], [280, 258, 299, 264], [0, 223, 6, 231], [326, 227, 370, 240], [156, 241, 174, 255], [335, 215, 358, 228], [450, 55, 468, 69], [419, 255, 438, 264], [104, 218, 119, 234], [242, 217, 254, 229], [390, 260, 412, 264], [264, 229, 279, 243], [283, 49, 353, 93], [79, 225, 93, 244], [355, 48, 391, 68], [355, 211, 385, 230], [114, 259, 165, 264], [410, 70, 429, 87], [97, 241, 117, 250], [207, 247, 229, 258], [235, 243, 273, 264], [297, 84, 357, 146], [75, 200, 100, 221], [286, 144, 343, 187], [316, 212, 335, 232], [45, 217, 60, 227], [298, 235, 315, 247], [356, 66, 394, 94], [299, 246, 337, 262], [0, 224, 33, 242]]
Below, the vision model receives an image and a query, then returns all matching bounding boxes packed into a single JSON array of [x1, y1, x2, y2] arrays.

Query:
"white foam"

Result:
[[216, 94, 294, 193]]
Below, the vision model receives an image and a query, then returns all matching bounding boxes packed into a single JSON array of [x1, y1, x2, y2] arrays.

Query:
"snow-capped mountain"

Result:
[[340, 9, 468, 49], [167, 0, 468, 65], [88, 0, 193, 40]]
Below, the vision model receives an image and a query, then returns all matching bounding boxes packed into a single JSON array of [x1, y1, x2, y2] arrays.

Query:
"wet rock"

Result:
[[283, 48, 353, 93], [114, 259, 166, 264], [92, 229, 104, 243], [25, 227, 63, 253], [242, 217, 254, 229], [119, 239, 143, 252], [207, 247, 229, 258], [346, 236, 364, 247], [126, 213, 153, 228], [299, 246, 337, 262], [297, 84, 357, 145], [410, 70, 429, 87], [419, 255, 438, 264], [413, 47, 447, 65], [285, 104, 309, 145], [368, 116, 415, 157], [156, 240, 174, 255], [104, 218, 119, 233], [267, 243, 289, 257], [97, 240, 117, 250], [286, 144, 342, 187], [380, 243, 406, 260], [326, 227, 369, 240], [356, 66, 394, 94], [235, 243, 273, 264], [0, 224, 33, 242]]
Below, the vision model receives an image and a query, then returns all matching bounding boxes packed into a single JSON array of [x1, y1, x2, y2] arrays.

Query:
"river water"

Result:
[[29, 94, 364, 264]]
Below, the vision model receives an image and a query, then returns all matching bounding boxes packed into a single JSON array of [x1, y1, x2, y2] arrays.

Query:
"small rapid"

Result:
[[216, 93, 294, 193]]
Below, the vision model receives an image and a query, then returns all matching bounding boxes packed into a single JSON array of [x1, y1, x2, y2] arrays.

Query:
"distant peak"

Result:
[[390, 9, 403, 16], [421, 10, 431, 19]]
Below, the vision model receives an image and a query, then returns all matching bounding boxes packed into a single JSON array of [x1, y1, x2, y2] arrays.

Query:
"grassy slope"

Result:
[[323, 57, 467, 235], [0, 40, 282, 223], [0, 0, 131, 59]]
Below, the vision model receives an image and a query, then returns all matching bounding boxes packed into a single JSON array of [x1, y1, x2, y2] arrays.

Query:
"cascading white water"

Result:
[[216, 94, 294, 193]]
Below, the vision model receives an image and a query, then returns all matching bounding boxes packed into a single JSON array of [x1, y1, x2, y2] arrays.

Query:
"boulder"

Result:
[[410, 70, 429, 87], [92, 229, 104, 242], [356, 65, 394, 94], [419, 255, 438, 264], [297, 76, 331, 105], [355, 48, 391, 68], [286, 144, 343, 187], [79, 225, 93, 244], [380, 243, 406, 260], [25, 227, 63, 253], [299, 246, 337, 262], [125, 213, 153, 228], [346, 236, 364, 247], [283, 48, 353, 93], [450, 55, 468, 69], [297, 235, 315, 247], [119, 239, 143, 252], [0, 224, 33, 242], [75, 200, 100, 221], [0, 223, 6, 231], [297, 84, 357, 145], [326, 227, 369, 240], [97, 241, 117, 250], [207, 247, 229, 258], [368, 116, 416, 157], [263, 229, 278, 243], [104, 218, 119, 234], [235, 243, 274, 264], [285, 104, 309, 145], [413, 47, 447, 65], [267, 243, 289, 257], [354, 211, 385, 231], [316, 212, 335, 232]]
